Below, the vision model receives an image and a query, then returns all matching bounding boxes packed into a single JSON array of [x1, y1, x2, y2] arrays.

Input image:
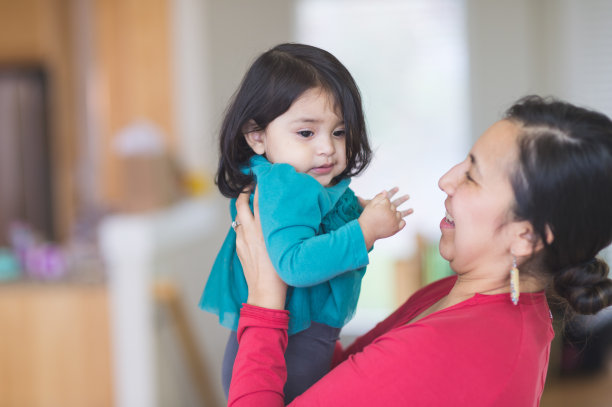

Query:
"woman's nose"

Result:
[[438, 162, 461, 194]]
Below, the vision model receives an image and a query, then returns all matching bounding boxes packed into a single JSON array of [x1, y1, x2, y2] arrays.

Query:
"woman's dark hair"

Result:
[[506, 95, 612, 315], [216, 43, 371, 198]]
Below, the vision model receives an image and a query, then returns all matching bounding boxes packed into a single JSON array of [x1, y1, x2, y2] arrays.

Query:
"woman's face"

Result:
[[438, 119, 520, 274]]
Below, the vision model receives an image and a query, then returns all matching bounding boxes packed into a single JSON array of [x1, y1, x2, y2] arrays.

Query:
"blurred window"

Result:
[[295, 0, 469, 321]]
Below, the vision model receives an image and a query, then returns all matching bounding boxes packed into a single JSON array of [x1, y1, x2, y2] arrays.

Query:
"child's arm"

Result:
[[258, 171, 367, 287], [258, 166, 411, 287]]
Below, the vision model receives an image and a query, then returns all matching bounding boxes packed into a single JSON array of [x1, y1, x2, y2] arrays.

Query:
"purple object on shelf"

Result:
[[24, 244, 67, 280]]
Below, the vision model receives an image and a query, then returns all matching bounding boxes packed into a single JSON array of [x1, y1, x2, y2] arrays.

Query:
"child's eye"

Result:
[[297, 130, 314, 138], [333, 129, 346, 137], [465, 171, 474, 182]]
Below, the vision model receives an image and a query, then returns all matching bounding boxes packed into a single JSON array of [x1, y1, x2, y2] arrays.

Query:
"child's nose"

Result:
[[317, 135, 335, 155]]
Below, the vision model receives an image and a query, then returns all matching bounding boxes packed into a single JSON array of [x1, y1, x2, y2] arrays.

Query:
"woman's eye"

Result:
[[465, 171, 474, 182], [297, 130, 314, 138], [333, 129, 346, 137]]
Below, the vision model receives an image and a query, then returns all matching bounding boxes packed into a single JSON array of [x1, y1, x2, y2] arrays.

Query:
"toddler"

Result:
[[199, 43, 411, 402]]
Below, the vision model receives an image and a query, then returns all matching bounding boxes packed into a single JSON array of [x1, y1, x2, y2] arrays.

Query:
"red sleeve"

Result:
[[228, 305, 290, 407]]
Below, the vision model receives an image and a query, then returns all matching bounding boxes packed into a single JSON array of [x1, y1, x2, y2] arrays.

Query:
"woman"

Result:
[[228, 96, 612, 406]]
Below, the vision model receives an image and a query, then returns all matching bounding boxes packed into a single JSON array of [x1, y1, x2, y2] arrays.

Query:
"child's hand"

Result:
[[358, 187, 413, 250]]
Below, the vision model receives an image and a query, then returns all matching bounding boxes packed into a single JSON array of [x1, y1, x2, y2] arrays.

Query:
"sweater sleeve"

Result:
[[257, 164, 369, 287], [228, 305, 290, 407]]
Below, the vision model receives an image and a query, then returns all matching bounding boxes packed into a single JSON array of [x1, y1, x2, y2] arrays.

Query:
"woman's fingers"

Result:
[[235, 188, 254, 227], [253, 185, 260, 223], [234, 186, 287, 310]]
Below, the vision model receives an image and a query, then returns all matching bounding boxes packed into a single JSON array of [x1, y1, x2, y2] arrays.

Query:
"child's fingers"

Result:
[[386, 186, 399, 199], [371, 190, 388, 204], [400, 208, 414, 218], [398, 219, 406, 230], [392, 194, 410, 207]]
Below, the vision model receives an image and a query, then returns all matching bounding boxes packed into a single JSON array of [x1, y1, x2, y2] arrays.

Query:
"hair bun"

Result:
[[553, 258, 612, 314]]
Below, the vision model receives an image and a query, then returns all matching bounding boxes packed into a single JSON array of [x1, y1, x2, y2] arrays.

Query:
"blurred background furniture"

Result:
[[99, 197, 227, 407], [0, 282, 112, 407]]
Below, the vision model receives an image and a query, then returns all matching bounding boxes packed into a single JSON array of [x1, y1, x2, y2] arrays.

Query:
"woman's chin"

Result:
[[440, 252, 453, 263], [438, 241, 453, 262]]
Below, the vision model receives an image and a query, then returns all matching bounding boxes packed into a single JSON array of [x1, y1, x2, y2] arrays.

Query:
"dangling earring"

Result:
[[510, 256, 520, 306]]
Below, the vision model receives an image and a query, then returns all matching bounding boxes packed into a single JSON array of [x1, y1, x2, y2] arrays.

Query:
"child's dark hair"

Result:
[[216, 43, 371, 198], [506, 95, 612, 315]]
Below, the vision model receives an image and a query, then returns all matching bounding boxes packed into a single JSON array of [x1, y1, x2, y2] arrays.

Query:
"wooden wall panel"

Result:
[[0, 0, 44, 61], [0, 0, 176, 230], [0, 0, 76, 241], [93, 0, 175, 206]]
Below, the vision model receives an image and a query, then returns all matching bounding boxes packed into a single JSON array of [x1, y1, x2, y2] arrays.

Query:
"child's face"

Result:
[[245, 87, 347, 187]]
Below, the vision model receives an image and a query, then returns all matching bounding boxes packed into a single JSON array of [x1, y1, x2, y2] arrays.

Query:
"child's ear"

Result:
[[242, 119, 266, 155]]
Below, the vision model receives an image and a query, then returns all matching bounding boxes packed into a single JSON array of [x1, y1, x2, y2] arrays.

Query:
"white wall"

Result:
[[172, 0, 295, 179], [467, 0, 543, 138], [467, 0, 612, 139]]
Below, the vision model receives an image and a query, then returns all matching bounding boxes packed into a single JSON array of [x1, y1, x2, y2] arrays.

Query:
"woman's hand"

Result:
[[235, 186, 288, 310]]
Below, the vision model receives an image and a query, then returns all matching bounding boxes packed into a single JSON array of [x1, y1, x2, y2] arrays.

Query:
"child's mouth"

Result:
[[311, 164, 333, 175]]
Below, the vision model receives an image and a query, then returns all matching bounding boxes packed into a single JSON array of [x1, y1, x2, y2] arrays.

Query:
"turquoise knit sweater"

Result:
[[199, 155, 370, 334]]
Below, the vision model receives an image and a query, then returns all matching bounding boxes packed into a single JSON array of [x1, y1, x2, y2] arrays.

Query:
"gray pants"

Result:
[[222, 321, 341, 403]]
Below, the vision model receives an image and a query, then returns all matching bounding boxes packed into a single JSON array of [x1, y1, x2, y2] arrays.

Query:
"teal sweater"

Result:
[[199, 156, 370, 334]]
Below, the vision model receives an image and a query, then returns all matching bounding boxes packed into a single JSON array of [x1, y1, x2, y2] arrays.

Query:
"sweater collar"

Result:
[[246, 155, 351, 206]]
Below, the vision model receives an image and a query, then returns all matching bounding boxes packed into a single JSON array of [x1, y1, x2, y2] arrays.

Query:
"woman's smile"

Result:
[[440, 212, 455, 229]]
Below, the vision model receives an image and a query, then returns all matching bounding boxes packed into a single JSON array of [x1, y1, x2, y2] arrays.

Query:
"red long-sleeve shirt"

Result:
[[229, 276, 554, 406]]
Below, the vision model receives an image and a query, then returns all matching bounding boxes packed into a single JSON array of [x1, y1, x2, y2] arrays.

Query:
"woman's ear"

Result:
[[243, 120, 266, 155], [509, 221, 551, 257]]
